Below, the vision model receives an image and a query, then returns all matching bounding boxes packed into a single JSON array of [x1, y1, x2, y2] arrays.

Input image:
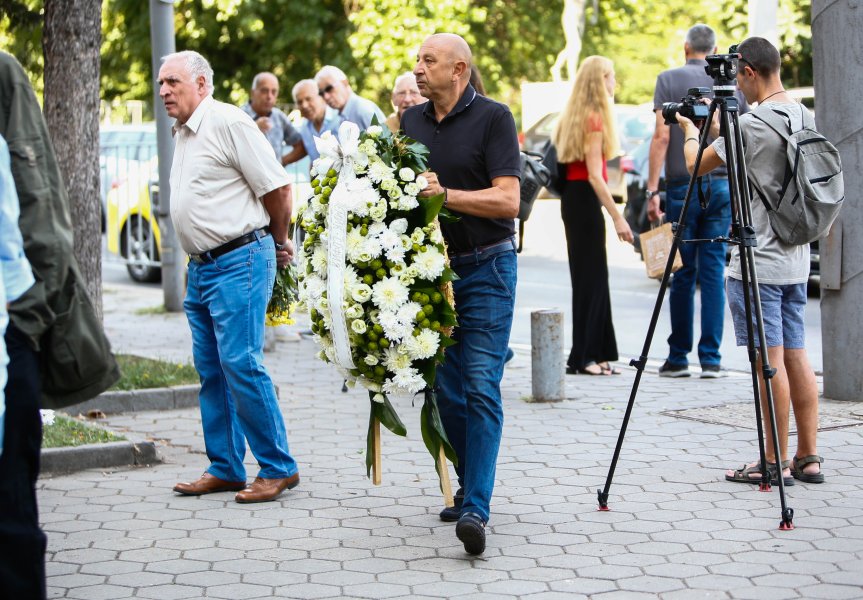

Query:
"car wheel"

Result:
[[121, 216, 162, 283]]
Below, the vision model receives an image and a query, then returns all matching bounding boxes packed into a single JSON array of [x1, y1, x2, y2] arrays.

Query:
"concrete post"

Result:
[[149, 0, 185, 312], [530, 310, 565, 402], [813, 1, 863, 401]]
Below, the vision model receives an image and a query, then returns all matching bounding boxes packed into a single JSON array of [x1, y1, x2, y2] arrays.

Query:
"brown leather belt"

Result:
[[189, 227, 270, 264]]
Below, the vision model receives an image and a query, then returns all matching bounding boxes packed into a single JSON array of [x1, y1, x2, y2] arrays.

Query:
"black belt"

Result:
[[448, 236, 516, 267], [189, 227, 270, 264]]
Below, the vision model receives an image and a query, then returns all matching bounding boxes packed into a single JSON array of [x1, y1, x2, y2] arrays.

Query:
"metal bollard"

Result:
[[530, 309, 565, 402]]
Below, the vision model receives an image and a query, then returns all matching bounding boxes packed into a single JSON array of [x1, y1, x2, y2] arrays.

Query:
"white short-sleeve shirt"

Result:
[[169, 96, 290, 254]]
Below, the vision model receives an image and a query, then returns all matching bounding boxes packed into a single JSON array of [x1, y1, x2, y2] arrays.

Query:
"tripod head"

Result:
[[705, 44, 742, 97]]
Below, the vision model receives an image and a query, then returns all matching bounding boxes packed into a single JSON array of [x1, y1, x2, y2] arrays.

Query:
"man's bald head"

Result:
[[426, 33, 472, 77]]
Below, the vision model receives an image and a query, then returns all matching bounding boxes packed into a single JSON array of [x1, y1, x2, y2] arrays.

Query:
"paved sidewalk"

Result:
[[40, 280, 863, 599]]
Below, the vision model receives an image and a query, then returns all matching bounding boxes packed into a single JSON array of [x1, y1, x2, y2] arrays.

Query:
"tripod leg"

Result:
[[725, 108, 793, 529], [598, 104, 719, 511]]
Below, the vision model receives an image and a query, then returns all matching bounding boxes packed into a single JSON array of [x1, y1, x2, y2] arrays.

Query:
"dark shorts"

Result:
[[726, 278, 807, 349]]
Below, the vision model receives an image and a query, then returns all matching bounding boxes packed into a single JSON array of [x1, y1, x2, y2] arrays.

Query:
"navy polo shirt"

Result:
[[401, 83, 521, 253]]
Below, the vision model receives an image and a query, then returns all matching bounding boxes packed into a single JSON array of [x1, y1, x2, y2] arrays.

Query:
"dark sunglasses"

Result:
[[318, 84, 335, 97]]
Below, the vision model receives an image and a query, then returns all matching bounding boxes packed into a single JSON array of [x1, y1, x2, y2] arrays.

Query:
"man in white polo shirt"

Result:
[[159, 50, 300, 503]]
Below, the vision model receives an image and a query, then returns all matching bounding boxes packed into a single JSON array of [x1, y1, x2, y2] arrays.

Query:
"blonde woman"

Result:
[[552, 55, 633, 376]]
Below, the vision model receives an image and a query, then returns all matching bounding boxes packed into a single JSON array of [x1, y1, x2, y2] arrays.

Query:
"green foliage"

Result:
[[42, 414, 126, 448], [0, 0, 44, 93], [111, 354, 199, 391]]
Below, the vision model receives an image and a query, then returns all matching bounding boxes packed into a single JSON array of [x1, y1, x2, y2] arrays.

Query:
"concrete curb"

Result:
[[41, 440, 161, 474], [63, 384, 200, 415]]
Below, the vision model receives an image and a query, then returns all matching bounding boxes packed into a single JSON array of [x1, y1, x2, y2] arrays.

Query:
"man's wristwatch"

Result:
[[645, 189, 659, 201], [275, 241, 288, 251]]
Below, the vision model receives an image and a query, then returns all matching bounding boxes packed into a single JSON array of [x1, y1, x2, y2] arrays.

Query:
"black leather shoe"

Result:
[[439, 487, 464, 522], [456, 512, 486, 555]]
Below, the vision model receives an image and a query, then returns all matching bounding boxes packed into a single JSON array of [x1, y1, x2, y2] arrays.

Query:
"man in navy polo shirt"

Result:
[[401, 33, 521, 556]]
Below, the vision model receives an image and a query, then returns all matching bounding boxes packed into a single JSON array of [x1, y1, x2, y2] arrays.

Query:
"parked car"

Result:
[[521, 103, 654, 203], [100, 124, 158, 231]]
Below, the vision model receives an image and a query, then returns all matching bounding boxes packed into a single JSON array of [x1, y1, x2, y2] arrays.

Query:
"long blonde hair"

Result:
[[552, 55, 619, 163]]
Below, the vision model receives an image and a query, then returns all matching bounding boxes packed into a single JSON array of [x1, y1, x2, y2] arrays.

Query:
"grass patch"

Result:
[[42, 414, 125, 448], [111, 354, 199, 391], [134, 304, 167, 316]]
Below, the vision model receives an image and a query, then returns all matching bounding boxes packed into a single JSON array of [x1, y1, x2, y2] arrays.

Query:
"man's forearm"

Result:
[[262, 184, 292, 242], [281, 143, 307, 166], [647, 136, 668, 191]]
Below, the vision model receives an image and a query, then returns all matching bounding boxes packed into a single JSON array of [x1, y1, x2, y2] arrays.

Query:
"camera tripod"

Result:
[[596, 92, 794, 530]]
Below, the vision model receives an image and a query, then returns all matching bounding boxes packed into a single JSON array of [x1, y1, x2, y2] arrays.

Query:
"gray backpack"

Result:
[[749, 105, 844, 245]]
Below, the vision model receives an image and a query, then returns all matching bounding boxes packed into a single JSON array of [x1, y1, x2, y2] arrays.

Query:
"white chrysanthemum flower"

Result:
[[360, 237, 383, 260], [369, 160, 394, 184], [397, 301, 422, 325], [345, 228, 366, 262], [379, 227, 401, 253], [384, 367, 426, 395], [372, 276, 409, 312], [404, 182, 420, 196], [416, 175, 429, 190], [301, 275, 326, 302], [385, 244, 407, 264], [367, 222, 387, 238], [406, 329, 440, 360], [351, 284, 372, 303], [383, 345, 413, 371], [398, 167, 415, 182], [413, 247, 446, 280], [311, 246, 328, 273], [379, 311, 412, 342], [350, 319, 367, 334]]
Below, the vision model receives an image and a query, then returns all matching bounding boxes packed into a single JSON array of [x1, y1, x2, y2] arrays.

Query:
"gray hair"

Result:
[[392, 71, 417, 92], [252, 71, 278, 90], [291, 78, 317, 102], [315, 65, 349, 85], [686, 24, 716, 54], [162, 50, 214, 94]]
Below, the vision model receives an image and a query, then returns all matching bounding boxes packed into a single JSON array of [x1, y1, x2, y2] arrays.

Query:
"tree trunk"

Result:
[[42, 0, 104, 319]]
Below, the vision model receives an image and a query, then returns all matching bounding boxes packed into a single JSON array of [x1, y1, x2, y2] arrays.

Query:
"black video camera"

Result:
[[661, 87, 710, 126]]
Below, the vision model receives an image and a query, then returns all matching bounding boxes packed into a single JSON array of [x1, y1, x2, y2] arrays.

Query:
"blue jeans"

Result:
[[436, 250, 516, 524], [664, 176, 731, 368], [184, 235, 298, 482]]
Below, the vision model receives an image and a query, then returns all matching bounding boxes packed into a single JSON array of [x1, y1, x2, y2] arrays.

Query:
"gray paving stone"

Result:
[[207, 582, 275, 599], [136, 584, 206, 599], [66, 584, 132, 600], [275, 583, 352, 598]]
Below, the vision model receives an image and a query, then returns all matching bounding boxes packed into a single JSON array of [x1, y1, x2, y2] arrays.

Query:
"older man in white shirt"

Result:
[[159, 50, 299, 503]]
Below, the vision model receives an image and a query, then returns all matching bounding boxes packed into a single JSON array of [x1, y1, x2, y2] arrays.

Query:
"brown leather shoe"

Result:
[[173, 472, 246, 496], [235, 473, 300, 503]]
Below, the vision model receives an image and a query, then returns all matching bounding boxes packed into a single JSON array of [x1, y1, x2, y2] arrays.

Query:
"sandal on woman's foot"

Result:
[[598, 362, 621, 375], [725, 460, 794, 486], [571, 361, 608, 376], [792, 455, 825, 484]]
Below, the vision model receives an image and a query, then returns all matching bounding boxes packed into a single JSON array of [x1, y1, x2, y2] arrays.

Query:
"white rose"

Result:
[[416, 175, 429, 190], [399, 167, 415, 182], [404, 182, 420, 196], [351, 319, 367, 334]]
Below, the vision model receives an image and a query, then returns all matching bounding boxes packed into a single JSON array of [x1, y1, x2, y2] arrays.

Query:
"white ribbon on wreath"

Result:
[[314, 122, 369, 370]]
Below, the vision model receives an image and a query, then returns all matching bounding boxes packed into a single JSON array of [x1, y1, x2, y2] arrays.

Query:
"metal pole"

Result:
[[530, 309, 565, 402], [149, 0, 185, 311]]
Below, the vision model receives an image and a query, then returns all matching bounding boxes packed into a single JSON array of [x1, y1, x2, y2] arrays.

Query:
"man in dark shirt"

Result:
[[401, 33, 521, 556], [647, 24, 747, 379]]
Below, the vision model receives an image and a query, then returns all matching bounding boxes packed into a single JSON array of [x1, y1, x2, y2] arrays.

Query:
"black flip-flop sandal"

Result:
[[792, 455, 825, 484], [725, 460, 794, 486]]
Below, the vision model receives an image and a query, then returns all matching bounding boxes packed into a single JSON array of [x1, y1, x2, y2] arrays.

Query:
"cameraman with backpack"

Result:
[[677, 37, 825, 486]]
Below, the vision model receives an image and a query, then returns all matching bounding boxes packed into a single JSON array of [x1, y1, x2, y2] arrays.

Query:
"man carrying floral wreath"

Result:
[[401, 33, 521, 556], [158, 51, 301, 504]]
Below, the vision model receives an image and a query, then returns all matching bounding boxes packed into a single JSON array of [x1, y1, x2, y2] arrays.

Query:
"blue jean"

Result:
[[664, 176, 731, 367], [436, 250, 516, 523], [184, 235, 298, 482]]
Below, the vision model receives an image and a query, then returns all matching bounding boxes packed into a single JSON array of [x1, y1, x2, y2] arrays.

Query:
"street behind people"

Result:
[[552, 55, 633, 377], [315, 65, 386, 130], [402, 33, 521, 556], [159, 50, 301, 504], [385, 71, 426, 133], [292, 78, 343, 165], [676, 37, 823, 485], [647, 24, 748, 379], [240, 71, 304, 166]]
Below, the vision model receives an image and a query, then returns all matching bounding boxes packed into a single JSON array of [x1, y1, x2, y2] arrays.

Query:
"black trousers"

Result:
[[560, 180, 619, 371], [0, 323, 47, 600]]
